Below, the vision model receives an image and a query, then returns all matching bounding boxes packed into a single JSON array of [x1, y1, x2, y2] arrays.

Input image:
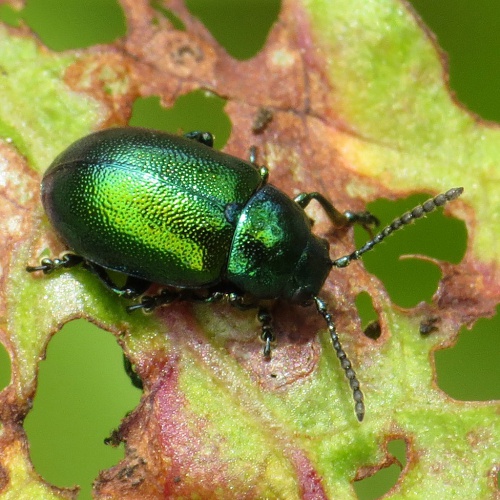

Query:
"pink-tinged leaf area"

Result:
[[0, 0, 499, 498]]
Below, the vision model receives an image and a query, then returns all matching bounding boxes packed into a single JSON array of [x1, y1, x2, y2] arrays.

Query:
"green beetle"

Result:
[[27, 127, 463, 421]]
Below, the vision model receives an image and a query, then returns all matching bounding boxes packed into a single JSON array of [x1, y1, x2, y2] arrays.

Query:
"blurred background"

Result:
[[0, 1, 498, 498]]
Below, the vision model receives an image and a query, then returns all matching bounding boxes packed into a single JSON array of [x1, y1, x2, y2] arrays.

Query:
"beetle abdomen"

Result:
[[41, 128, 263, 288]]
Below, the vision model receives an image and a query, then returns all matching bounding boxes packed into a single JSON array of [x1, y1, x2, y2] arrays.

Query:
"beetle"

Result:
[[27, 127, 463, 421]]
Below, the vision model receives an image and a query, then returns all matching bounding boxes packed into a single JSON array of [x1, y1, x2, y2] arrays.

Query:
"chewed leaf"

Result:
[[0, 1, 498, 499]]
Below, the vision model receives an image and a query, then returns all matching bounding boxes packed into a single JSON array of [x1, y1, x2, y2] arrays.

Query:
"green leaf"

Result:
[[0, 1, 498, 498]]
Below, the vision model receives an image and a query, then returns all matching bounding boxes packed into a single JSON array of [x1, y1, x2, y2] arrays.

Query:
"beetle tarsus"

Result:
[[26, 253, 83, 274], [343, 210, 380, 233], [262, 334, 273, 357], [258, 307, 275, 357], [331, 187, 464, 269], [314, 296, 365, 422], [126, 301, 149, 313], [127, 289, 180, 313]]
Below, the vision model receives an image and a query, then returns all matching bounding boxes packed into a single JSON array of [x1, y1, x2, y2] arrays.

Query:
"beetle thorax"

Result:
[[226, 185, 331, 301]]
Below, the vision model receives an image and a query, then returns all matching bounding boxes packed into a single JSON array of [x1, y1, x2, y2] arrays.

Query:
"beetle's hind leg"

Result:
[[26, 252, 84, 274], [26, 253, 154, 303], [294, 192, 379, 233]]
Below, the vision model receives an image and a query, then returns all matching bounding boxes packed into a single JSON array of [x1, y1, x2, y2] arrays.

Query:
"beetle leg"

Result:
[[228, 294, 276, 356], [332, 187, 464, 268], [249, 145, 258, 165], [259, 166, 269, 184], [248, 146, 269, 184], [183, 290, 225, 304], [183, 131, 214, 148], [127, 289, 225, 314], [314, 296, 365, 422], [258, 307, 275, 357], [127, 288, 181, 313], [228, 292, 258, 310], [26, 252, 83, 274], [294, 192, 380, 232], [83, 261, 151, 299]]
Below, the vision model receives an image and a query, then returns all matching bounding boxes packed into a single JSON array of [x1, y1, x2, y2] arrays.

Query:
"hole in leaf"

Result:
[[354, 193, 467, 308], [24, 319, 141, 499], [363, 321, 382, 341], [354, 439, 407, 499], [387, 439, 407, 468], [150, 0, 185, 30], [436, 304, 500, 401], [0, 4, 21, 26], [0, 341, 11, 391], [21, 0, 126, 51], [129, 91, 231, 149], [355, 292, 381, 340], [185, 0, 281, 60], [409, 0, 500, 122]]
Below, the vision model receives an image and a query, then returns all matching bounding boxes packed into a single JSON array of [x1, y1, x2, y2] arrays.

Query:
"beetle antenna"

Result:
[[331, 187, 463, 268], [314, 296, 364, 421]]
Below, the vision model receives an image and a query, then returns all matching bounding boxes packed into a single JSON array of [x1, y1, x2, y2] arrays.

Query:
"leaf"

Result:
[[0, 1, 499, 499]]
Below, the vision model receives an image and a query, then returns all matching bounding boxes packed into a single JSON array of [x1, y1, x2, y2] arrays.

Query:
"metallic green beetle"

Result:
[[27, 127, 463, 421]]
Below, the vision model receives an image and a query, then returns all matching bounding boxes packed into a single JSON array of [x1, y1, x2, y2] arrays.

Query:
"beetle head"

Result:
[[286, 235, 331, 304]]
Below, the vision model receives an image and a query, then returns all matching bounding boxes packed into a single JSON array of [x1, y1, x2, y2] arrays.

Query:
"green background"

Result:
[[0, 1, 498, 498]]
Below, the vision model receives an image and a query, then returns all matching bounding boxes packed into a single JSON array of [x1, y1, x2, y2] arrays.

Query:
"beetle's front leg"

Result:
[[294, 192, 379, 232], [331, 187, 464, 269]]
